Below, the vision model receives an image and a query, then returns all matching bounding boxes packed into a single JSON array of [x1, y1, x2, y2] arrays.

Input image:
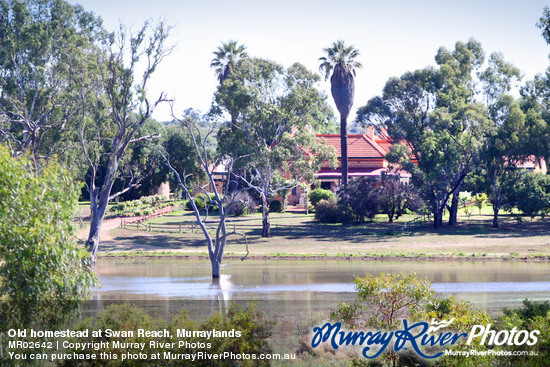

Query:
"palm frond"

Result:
[[210, 40, 248, 84]]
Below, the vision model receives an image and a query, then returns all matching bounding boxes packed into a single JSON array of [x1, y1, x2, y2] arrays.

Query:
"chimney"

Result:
[[366, 126, 375, 141]]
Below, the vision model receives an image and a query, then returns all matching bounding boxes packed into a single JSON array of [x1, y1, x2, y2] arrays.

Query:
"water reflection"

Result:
[[93, 259, 550, 312]]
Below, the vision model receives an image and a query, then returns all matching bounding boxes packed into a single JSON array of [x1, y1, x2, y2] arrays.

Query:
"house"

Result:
[[286, 127, 411, 206], [515, 156, 547, 174]]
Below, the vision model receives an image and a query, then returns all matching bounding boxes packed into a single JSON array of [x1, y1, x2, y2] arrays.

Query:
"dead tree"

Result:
[[161, 108, 249, 279]]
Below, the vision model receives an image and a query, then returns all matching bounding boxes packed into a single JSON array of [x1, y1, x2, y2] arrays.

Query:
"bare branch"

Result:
[[129, 133, 162, 144]]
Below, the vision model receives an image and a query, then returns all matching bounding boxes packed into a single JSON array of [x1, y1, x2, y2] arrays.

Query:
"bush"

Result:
[[309, 188, 334, 207], [377, 175, 424, 223], [204, 193, 220, 212], [338, 177, 379, 223], [0, 145, 97, 335], [331, 272, 491, 367], [185, 195, 205, 211], [269, 199, 282, 213], [60, 303, 273, 367], [508, 173, 550, 219], [227, 191, 256, 217], [473, 192, 488, 214], [314, 197, 353, 223], [496, 300, 550, 366]]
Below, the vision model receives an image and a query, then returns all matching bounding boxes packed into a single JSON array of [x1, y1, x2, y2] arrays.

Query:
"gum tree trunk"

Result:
[[492, 205, 500, 228], [448, 193, 459, 226], [211, 257, 221, 278], [261, 194, 270, 237], [85, 164, 117, 262]]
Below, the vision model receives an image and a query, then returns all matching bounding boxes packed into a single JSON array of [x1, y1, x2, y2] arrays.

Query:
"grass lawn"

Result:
[[101, 205, 550, 260]]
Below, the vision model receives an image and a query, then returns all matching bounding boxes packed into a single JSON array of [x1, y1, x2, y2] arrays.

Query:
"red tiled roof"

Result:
[[317, 134, 389, 158], [375, 139, 392, 152]]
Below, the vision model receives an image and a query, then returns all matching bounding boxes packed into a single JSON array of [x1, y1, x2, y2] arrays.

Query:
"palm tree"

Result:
[[319, 40, 362, 187], [211, 41, 248, 192], [210, 40, 248, 85]]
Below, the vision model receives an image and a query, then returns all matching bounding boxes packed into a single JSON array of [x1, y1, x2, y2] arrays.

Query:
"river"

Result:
[[91, 259, 550, 314]]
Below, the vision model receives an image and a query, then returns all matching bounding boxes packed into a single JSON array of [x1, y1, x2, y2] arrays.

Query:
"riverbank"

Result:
[[83, 208, 550, 261], [97, 252, 550, 262]]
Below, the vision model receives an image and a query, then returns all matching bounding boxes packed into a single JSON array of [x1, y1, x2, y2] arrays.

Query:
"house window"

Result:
[[291, 187, 297, 195], [321, 181, 331, 190]]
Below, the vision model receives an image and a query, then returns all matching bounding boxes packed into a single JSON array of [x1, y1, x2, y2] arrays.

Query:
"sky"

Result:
[[69, 0, 550, 123]]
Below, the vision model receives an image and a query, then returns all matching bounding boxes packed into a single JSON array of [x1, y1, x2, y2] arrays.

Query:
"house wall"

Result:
[[347, 158, 387, 168]]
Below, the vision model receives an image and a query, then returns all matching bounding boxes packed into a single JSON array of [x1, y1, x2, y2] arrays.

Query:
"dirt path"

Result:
[[78, 217, 121, 242]]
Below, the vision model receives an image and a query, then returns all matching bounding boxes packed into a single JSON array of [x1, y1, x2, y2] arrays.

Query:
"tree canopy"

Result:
[[0, 0, 103, 166], [215, 58, 336, 236], [357, 40, 492, 228], [0, 144, 97, 333]]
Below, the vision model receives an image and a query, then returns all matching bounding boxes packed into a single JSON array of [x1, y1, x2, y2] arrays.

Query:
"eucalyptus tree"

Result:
[[479, 52, 522, 107], [474, 97, 530, 228], [524, 8, 550, 164], [80, 21, 173, 260], [0, 0, 103, 167], [319, 40, 362, 187], [474, 55, 525, 228], [537, 6, 550, 45], [215, 58, 336, 237], [357, 40, 489, 228], [160, 110, 249, 279]]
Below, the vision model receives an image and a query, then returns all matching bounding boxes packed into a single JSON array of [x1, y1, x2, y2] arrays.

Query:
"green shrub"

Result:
[[0, 145, 97, 336], [314, 198, 353, 223], [331, 272, 491, 367], [269, 199, 282, 213], [496, 300, 550, 365], [473, 192, 488, 214], [185, 196, 205, 211], [60, 303, 273, 367], [228, 192, 256, 216], [508, 173, 550, 219], [309, 188, 334, 207], [205, 193, 220, 212]]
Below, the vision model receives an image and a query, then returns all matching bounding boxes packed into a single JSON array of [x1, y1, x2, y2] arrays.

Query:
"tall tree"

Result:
[[471, 97, 529, 228], [210, 41, 248, 191], [161, 110, 249, 279], [319, 40, 362, 187], [210, 40, 248, 85], [215, 58, 336, 237], [80, 21, 172, 260], [358, 40, 489, 228], [524, 9, 550, 165], [474, 54, 524, 228], [0, 0, 103, 167]]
